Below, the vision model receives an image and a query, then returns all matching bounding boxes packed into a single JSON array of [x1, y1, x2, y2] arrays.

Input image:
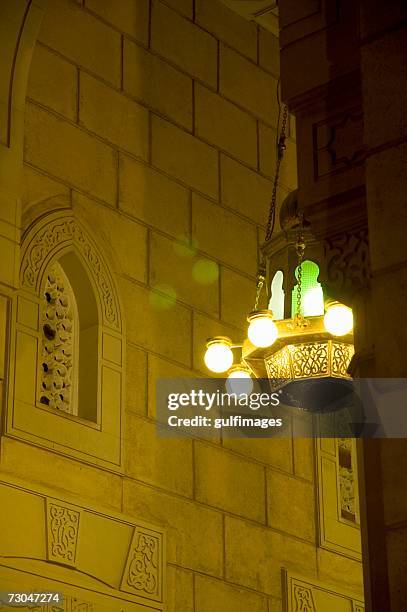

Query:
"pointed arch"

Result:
[[20, 210, 122, 331], [8, 210, 124, 468]]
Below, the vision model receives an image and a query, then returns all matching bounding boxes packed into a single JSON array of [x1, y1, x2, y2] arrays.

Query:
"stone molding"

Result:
[[284, 570, 364, 611], [20, 211, 121, 331], [0, 477, 165, 609]]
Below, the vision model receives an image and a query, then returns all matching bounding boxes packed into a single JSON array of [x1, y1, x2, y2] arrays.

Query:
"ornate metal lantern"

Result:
[[241, 188, 354, 395], [202, 103, 357, 407]]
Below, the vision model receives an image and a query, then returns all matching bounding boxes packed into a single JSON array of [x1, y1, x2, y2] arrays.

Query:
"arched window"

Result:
[[12, 210, 123, 468], [269, 270, 285, 320], [291, 260, 324, 317]]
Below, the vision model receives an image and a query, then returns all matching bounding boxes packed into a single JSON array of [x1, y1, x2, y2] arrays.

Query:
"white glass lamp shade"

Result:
[[324, 302, 353, 336], [204, 337, 234, 373], [247, 310, 278, 348], [226, 364, 254, 395]]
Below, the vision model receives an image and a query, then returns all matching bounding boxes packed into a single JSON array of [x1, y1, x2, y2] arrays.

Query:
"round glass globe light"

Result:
[[324, 303, 353, 336], [226, 368, 254, 395], [248, 314, 278, 348], [204, 340, 234, 373]]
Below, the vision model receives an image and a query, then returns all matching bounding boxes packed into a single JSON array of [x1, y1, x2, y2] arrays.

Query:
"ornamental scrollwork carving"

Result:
[[46, 500, 80, 567], [265, 341, 353, 385], [20, 213, 120, 330], [293, 584, 316, 612], [127, 532, 159, 595], [292, 343, 328, 378], [121, 528, 162, 602], [39, 263, 76, 414], [71, 599, 94, 611], [24, 597, 93, 611], [332, 343, 354, 377], [322, 229, 369, 297], [338, 438, 358, 523], [266, 345, 291, 381], [314, 110, 364, 178], [339, 465, 356, 519]]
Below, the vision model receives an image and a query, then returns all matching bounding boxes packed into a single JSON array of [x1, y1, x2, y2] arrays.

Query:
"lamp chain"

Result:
[[254, 103, 289, 310], [254, 273, 265, 310], [295, 216, 306, 323], [264, 104, 289, 244]]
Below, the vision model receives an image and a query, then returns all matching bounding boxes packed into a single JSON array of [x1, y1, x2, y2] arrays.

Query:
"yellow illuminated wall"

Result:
[[0, 0, 363, 609]]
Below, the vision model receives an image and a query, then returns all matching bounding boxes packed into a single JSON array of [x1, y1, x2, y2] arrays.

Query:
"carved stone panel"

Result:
[[321, 228, 370, 299], [338, 438, 358, 522], [293, 584, 316, 611], [317, 438, 362, 559], [46, 499, 81, 568], [314, 111, 364, 178], [121, 527, 163, 603], [285, 571, 364, 611]]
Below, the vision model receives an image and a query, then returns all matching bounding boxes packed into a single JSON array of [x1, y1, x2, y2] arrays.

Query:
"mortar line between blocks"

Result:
[[148, 0, 152, 48], [216, 40, 220, 94], [76, 66, 80, 124], [120, 35, 124, 90], [116, 151, 120, 209], [217, 150, 222, 204], [145, 351, 150, 419], [146, 227, 151, 286], [192, 79, 196, 136], [148, 110, 153, 164], [256, 24, 260, 66], [188, 190, 193, 243], [222, 513, 226, 579], [193, 571, 196, 612], [264, 465, 269, 527], [192, 438, 196, 501]]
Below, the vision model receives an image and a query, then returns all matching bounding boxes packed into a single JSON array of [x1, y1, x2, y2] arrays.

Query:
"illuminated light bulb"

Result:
[[247, 310, 278, 348], [226, 365, 254, 396], [324, 302, 353, 336], [303, 286, 324, 316], [204, 337, 234, 373]]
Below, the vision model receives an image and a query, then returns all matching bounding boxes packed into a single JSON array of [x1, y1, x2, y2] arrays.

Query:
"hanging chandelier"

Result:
[[203, 104, 355, 400]]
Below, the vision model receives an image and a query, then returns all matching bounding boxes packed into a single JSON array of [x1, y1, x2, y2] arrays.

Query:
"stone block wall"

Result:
[[359, 2, 407, 610], [0, 0, 363, 609]]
